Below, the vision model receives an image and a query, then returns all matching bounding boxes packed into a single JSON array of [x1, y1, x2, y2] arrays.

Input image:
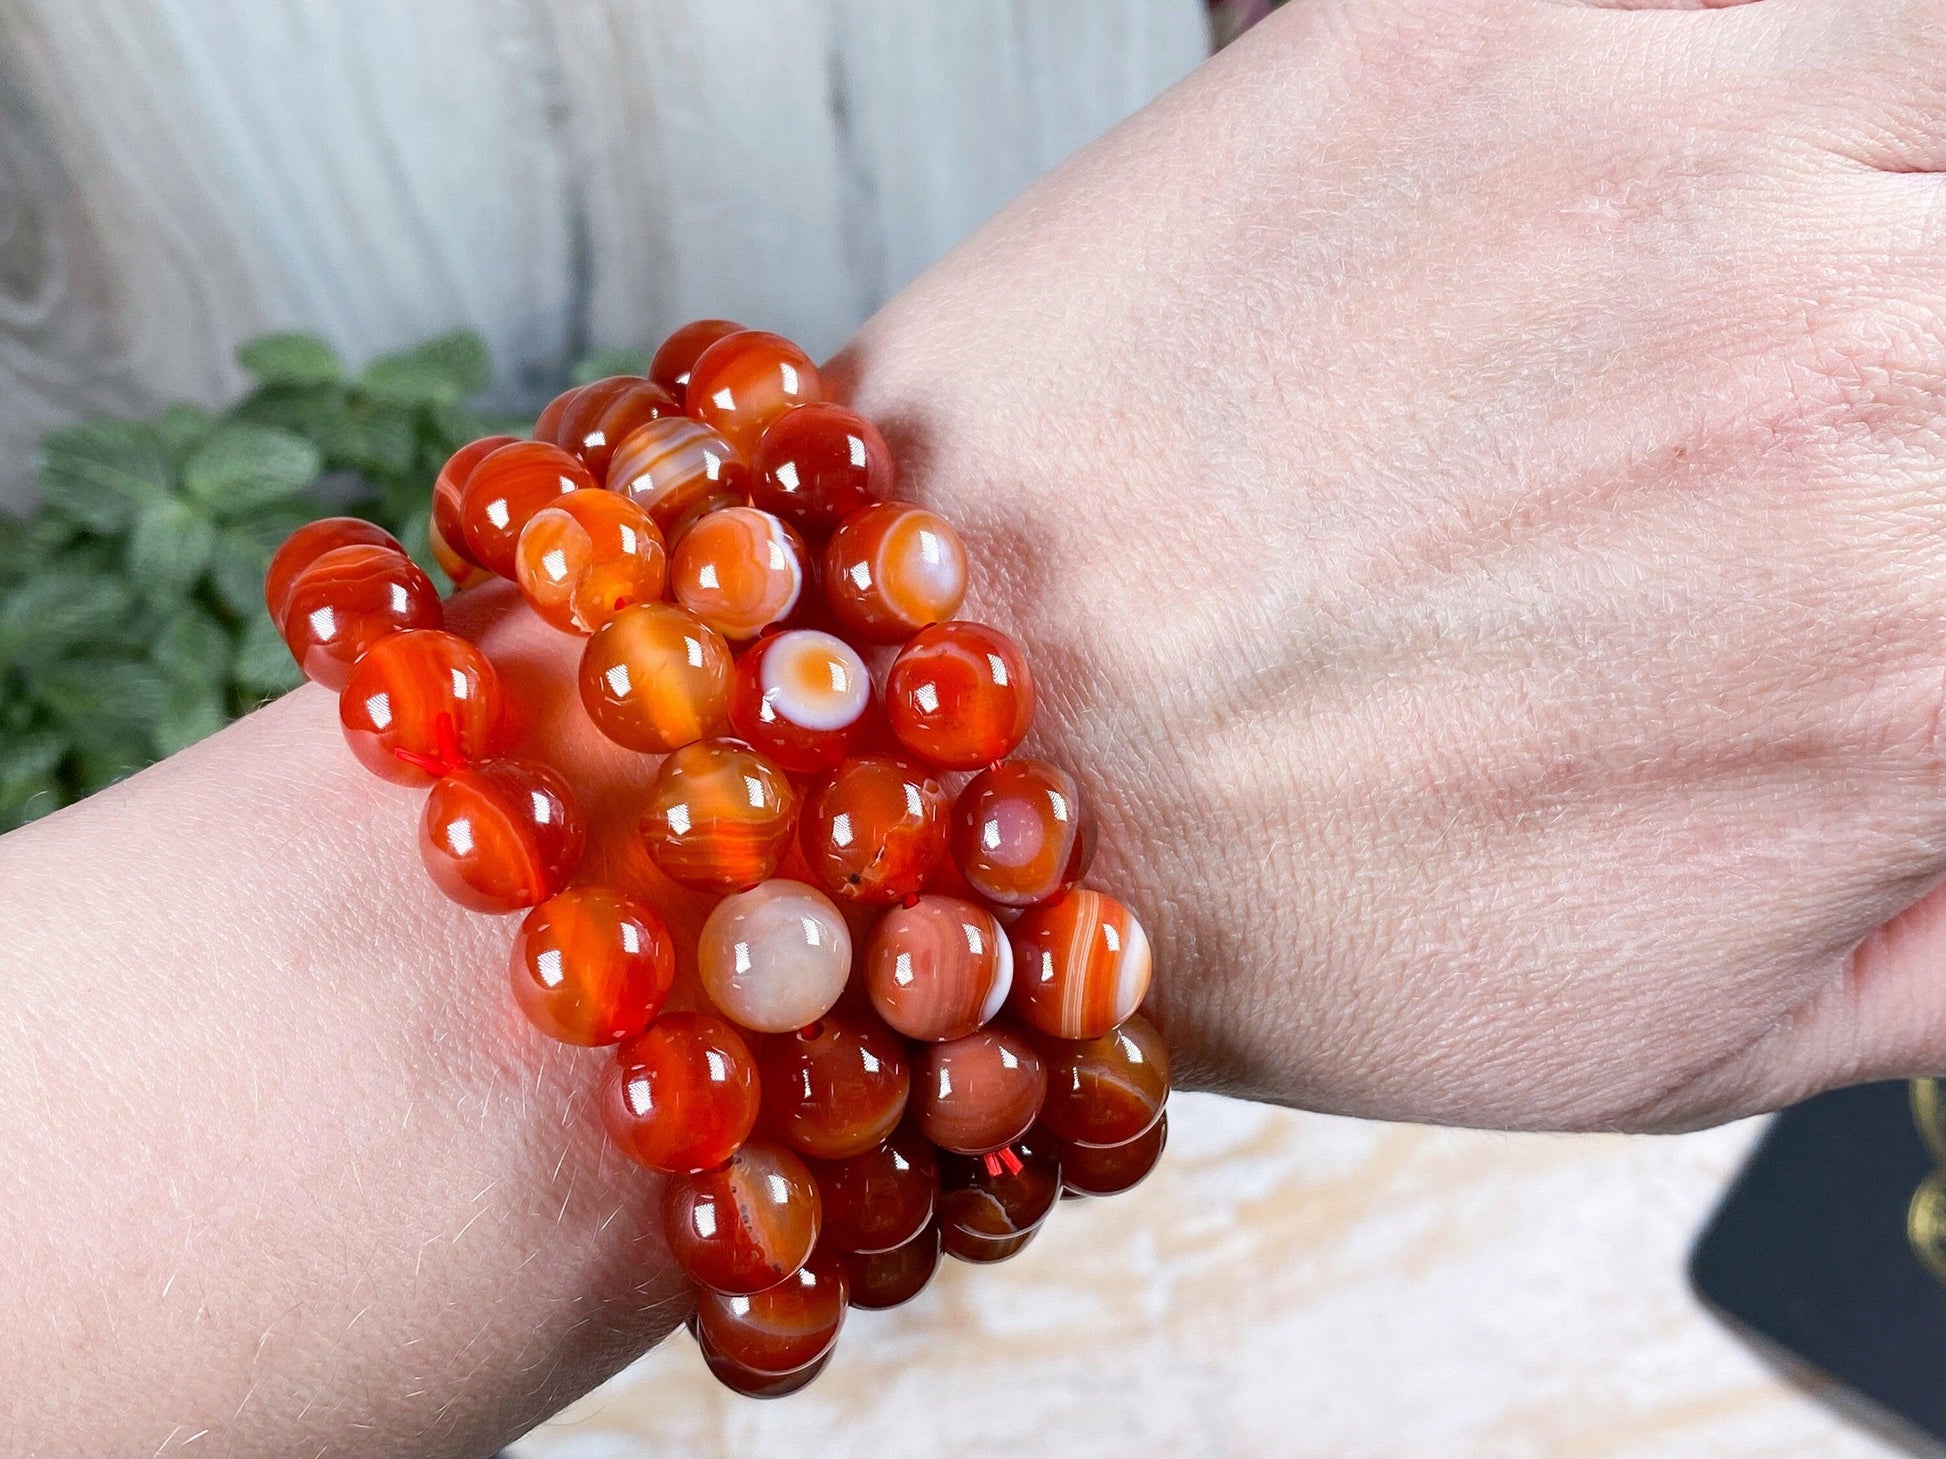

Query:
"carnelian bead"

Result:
[[1007, 890, 1153, 1041], [419, 757, 585, 913], [843, 1224, 941, 1309], [824, 503, 968, 644], [509, 887, 675, 1046], [1057, 1113, 1167, 1198], [649, 317, 744, 397], [884, 621, 1034, 770], [937, 1131, 1062, 1264], [601, 1012, 759, 1174], [671, 506, 808, 641], [757, 1009, 909, 1161], [577, 603, 733, 753], [799, 754, 948, 906], [865, 895, 1013, 1043], [697, 879, 850, 1034], [694, 1245, 848, 1376], [750, 402, 893, 535], [950, 758, 1096, 908], [698, 1337, 832, 1399], [337, 629, 506, 787], [726, 630, 873, 774], [515, 488, 667, 634], [281, 543, 443, 691], [638, 739, 797, 894], [663, 1138, 821, 1294], [533, 384, 579, 446], [264, 517, 403, 630], [685, 330, 822, 458], [911, 1024, 1046, 1155], [459, 440, 598, 578], [431, 435, 519, 583], [607, 417, 748, 540], [1037, 1013, 1170, 1149], [813, 1123, 937, 1254], [557, 376, 682, 481]]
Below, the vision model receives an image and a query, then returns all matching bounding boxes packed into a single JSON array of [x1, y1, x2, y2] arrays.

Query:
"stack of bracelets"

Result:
[[263, 321, 1169, 1398]]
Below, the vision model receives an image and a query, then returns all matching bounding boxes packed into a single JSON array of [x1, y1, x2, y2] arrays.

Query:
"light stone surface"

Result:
[[511, 1093, 1913, 1459]]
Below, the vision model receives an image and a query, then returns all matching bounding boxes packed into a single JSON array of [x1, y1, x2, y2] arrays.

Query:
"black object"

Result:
[[1691, 1080, 1946, 1452]]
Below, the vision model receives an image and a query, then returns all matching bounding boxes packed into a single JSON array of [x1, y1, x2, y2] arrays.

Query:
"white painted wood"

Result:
[[0, 0, 1208, 509]]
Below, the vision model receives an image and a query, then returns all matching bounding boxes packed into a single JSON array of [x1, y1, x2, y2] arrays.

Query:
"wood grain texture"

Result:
[[513, 1097, 1906, 1459], [0, 0, 1208, 510]]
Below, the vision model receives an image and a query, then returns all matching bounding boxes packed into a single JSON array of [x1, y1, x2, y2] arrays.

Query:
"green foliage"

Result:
[[0, 326, 549, 832]]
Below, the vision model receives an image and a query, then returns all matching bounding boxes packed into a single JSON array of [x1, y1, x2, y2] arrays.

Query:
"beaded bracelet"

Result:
[[265, 321, 1169, 1398]]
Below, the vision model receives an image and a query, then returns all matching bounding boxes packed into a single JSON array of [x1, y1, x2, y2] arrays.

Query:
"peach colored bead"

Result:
[[910, 1024, 1046, 1155], [663, 1137, 821, 1294], [601, 1012, 760, 1174], [884, 621, 1034, 771], [697, 879, 851, 1034], [726, 629, 873, 774], [823, 503, 968, 643], [431, 436, 518, 582], [509, 887, 675, 1046], [638, 739, 797, 894], [281, 543, 442, 691], [671, 506, 807, 641], [459, 440, 598, 578], [577, 602, 733, 753], [649, 318, 744, 397], [608, 416, 749, 540], [337, 629, 506, 787], [515, 489, 667, 634], [1007, 890, 1152, 1041], [684, 329, 822, 458], [950, 758, 1095, 908], [866, 895, 1013, 1043], [264, 517, 402, 631], [419, 758, 585, 914]]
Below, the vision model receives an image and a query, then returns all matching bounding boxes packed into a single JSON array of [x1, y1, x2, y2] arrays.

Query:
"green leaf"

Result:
[[127, 497, 216, 600], [340, 403, 419, 478], [360, 330, 490, 405], [0, 572, 137, 669], [182, 424, 321, 518], [0, 772, 63, 831], [231, 611, 303, 696], [427, 401, 490, 453], [152, 607, 232, 689], [155, 404, 217, 465], [207, 515, 299, 619], [35, 655, 171, 756], [154, 678, 229, 757], [237, 331, 344, 387], [34, 420, 174, 534], [0, 730, 66, 792], [570, 348, 649, 386]]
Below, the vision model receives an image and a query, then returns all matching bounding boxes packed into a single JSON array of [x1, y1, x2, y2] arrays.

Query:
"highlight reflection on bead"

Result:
[[608, 417, 749, 540], [824, 502, 968, 643]]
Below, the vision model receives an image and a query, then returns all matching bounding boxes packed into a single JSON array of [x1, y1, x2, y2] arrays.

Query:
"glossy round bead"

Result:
[[884, 621, 1034, 770], [663, 1138, 821, 1294], [1008, 890, 1153, 1041], [638, 739, 797, 893], [671, 507, 808, 641], [824, 503, 968, 643], [693, 1245, 848, 1376], [577, 603, 733, 753], [419, 758, 586, 914], [509, 887, 675, 1046], [750, 402, 893, 534], [532, 383, 579, 446], [337, 629, 506, 787], [937, 1131, 1061, 1264], [757, 1009, 909, 1161], [697, 1332, 833, 1398], [911, 1024, 1046, 1155], [799, 755, 949, 906], [843, 1224, 941, 1310], [696, 879, 850, 1034], [1037, 1013, 1170, 1149], [1058, 1112, 1168, 1198], [431, 435, 519, 582], [726, 630, 873, 774], [459, 440, 599, 578], [649, 317, 744, 398], [281, 543, 443, 691], [514, 489, 667, 634], [684, 330, 822, 458], [607, 417, 749, 540], [557, 376, 682, 481], [865, 895, 1013, 1043], [264, 517, 403, 630], [812, 1123, 937, 1254], [601, 1012, 760, 1174], [950, 758, 1095, 908], [544, 375, 629, 449]]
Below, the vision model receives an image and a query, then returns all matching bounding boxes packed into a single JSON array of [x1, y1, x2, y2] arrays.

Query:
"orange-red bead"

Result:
[[281, 543, 443, 691], [337, 629, 506, 786], [664, 1137, 822, 1294], [607, 417, 748, 541], [696, 1335, 833, 1399], [264, 517, 403, 631], [757, 1009, 910, 1161], [509, 887, 675, 1046], [1056, 1113, 1167, 1198], [577, 602, 733, 753], [601, 1012, 760, 1174], [813, 1123, 937, 1254], [671, 506, 808, 641], [554, 376, 682, 481], [1036, 1014, 1170, 1149], [459, 440, 599, 578], [419, 757, 585, 913], [843, 1224, 941, 1310], [650, 318, 744, 398], [685, 330, 822, 458], [799, 754, 949, 905], [950, 758, 1095, 908], [726, 630, 873, 774], [937, 1131, 1061, 1264], [514, 488, 667, 634], [866, 895, 1013, 1043], [910, 1024, 1046, 1155], [1007, 890, 1152, 1041], [693, 1246, 849, 1377], [750, 402, 892, 535], [431, 436, 519, 584], [824, 503, 968, 643], [884, 621, 1034, 770], [533, 384, 578, 447], [639, 739, 797, 894]]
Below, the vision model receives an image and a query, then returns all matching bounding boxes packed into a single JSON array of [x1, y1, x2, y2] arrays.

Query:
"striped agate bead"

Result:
[[608, 415, 748, 540], [865, 895, 1012, 1042], [910, 1024, 1045, 1155], [1006, 889, 1152, 1041], [671, 506, 808, 641], [726, 629, 873, 774]]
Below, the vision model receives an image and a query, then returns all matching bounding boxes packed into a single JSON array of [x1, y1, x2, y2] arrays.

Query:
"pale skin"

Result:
[[6, 0, 1946, 1450]]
